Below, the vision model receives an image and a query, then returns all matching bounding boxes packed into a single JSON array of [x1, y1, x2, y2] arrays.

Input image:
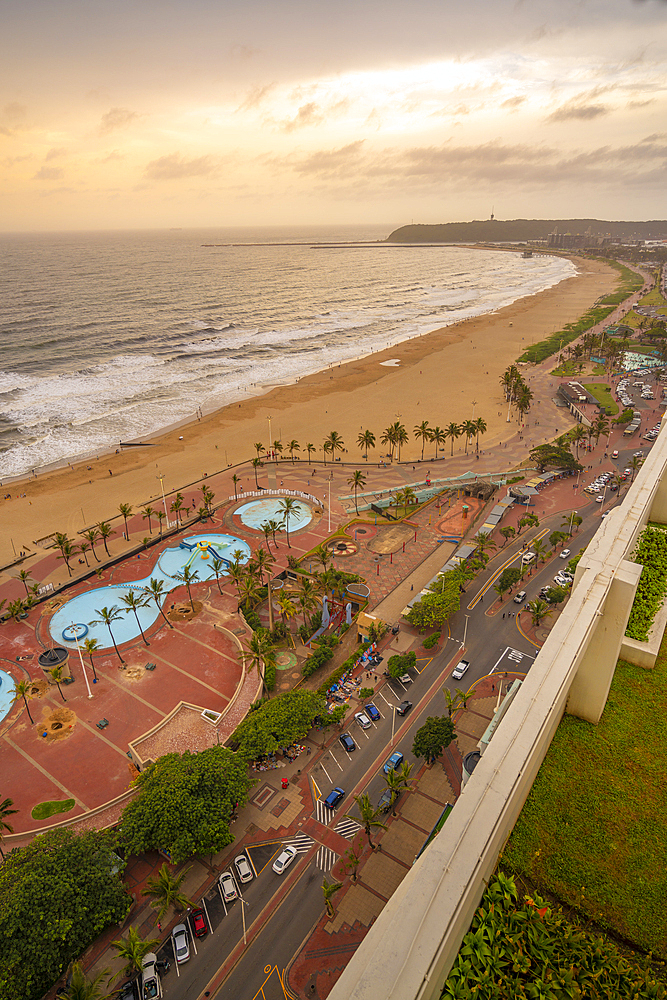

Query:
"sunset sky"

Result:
[[2, 0, 666, 231]]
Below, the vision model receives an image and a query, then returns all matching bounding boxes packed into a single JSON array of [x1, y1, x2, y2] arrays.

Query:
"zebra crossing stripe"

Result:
[[335, 818, 361, 839], [316, 847, 337, 872], [284, 833, 314, 853]]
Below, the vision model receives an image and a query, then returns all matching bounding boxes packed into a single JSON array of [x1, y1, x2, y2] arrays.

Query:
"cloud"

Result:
[[45, 147, 67, 161], [144, 153, 218, 180], [627, 98, 655, 108], [33, 166, 64, 181], [98, 150, 124, 162], [501, 96, 526, 110], [291, 140, 365, 176], [547, 102, 610, 122], [236, 83, 276, 112], [3, 102, 27, 124], [99, 107, 139, 134], [279, 101, 324, 133]]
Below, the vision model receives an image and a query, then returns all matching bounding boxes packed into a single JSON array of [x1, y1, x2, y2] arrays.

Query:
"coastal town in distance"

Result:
[[2, 219, 667, 1000]]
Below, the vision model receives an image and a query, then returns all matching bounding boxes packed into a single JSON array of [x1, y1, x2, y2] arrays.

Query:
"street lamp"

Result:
[[72, 625, 93, 699], [239, 896, 249, 946], [463, 615, 470, 648], [386, 703, 396, 745], [157, 473, 169, 525]]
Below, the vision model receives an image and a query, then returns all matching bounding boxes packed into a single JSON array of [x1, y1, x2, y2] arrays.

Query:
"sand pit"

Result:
[[168, 600, 204, 622], [368, 524, 415, 554], [40, 705, 76, 741]]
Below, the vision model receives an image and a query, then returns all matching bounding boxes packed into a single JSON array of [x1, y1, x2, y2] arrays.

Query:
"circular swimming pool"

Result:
[[236, 498, 312, 531]]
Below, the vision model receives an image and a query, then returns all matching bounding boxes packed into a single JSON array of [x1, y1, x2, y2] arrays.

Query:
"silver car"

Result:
[[171, 924, 190, 964], [235, 854, 254, 883]]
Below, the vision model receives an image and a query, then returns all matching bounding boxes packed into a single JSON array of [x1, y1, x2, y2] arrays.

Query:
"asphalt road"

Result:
[[154, 455, 645, 1000]]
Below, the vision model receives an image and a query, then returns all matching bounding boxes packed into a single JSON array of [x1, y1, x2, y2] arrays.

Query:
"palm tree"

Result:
[[0, 796, 18, 858], [347, 470, 366, 514], [474, 417, 487, 454], [13, 679, 34, 724], [83, 638, 100, 680], [380, 423, 397, 461], [325, 430, 345, 464], [119, 589, 151, 646], [141, 505, 156, 534], [83, 527, 101, 561], [430, 425, 445, 459], [200, 485, 215, 513], [16, 569, 33, 595], [413, 420, 432, 461], [630, 455, 644, 483], [170, 494, 185, 526], [173, 565, 200, 611], [462, 419, 477, 455], [344, 793, 387, 851], [474, 531, 497, 560], [392, 421, 408, 461], [395, 486, 417, 512], [145, 578, 175, 628], [527, 599, 554, 628], [277, 592, 298, 631], [272, 439, 283, 462], [306, 442, 316, 463], [252, 457, 262, 488], [156, 510, 166, 537], [60, 538, 79, 577], [570, 424, 588, 458], [231, 474, 241, 499], [278, 495, 299, 548], [382, 769, 404, 817], [254, 442, 265, 459], [49, 664, 67, 701], [141, 862, 193, 920], [255, 546, 275, 584], [238, 574, 263, 609], [322, 440, 332, 465], [357, 429, 376, 460], [297, 578, 319, 628], [79, 542, 90, 567], [8, 598, 26, 622], [445, 421, 461, 456], [246, 631, 277, 697], [59, 961, 116, 1000], [89, 605, 125, 663], [322, 876, 344, 918], [118, 503, 133, 539], [288, 439, 300, 463], [111, 926, 160, 976], [533, 539, 548, 564], [97, 522, 115, 557], [210, 556, 225, 594]]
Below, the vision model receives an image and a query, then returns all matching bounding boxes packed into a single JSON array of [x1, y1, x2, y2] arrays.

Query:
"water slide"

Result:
[[179, 540, 232, 569]]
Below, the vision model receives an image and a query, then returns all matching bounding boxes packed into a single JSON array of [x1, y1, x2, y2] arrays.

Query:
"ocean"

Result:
[[0, 224, 575, 479]]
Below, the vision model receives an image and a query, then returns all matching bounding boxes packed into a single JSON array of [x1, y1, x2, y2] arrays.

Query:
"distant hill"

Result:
[[387, 219, 667, 243]]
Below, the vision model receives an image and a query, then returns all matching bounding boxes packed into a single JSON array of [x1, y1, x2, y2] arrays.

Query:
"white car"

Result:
[[354, 711, 371, 729], [559, 549, 571, 559], [171, 924, 190, 964], [452, 659, 469, 680], [272, 844, 298, 874], [142, 953, 162, 999], [235, 854, 254, 883], [219, 871, 238, 902]]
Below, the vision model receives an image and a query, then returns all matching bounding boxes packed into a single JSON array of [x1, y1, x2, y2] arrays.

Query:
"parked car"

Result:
[[452, 659, 469, 680], [171, 924, 190, 964], [398, 672, 412, 685], [324, 786, 345, 809], [391, 622, 400, 634], [513, 590, 527, 604], [339, 733, 356, 752], [234, 854, 254, 883], [117, 983, 138, 1000], [141, 953, 162, 999], [354, 711, 371, 729], [396, 700, 412, 716], [191, 908, 209, 938], [272, 844, 298, 874], [378, 788, 395, 814], [219, 871, 238, 903], [611, 450, 619, 458], [365, 703, 381, 721], [383, 750, 404, 774], [521, 551, 536, 565]]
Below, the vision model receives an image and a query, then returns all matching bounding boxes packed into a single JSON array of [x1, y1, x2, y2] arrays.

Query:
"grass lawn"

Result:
[[501, 644, 667, 957], [31, 798, 75, 820], [582, 382, 618, 414], [639, 287, 667, 310]]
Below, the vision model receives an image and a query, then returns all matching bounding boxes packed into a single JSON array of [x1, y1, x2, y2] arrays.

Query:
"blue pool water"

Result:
[[49, 533, 250, 650], [237, 498, 312, 531], [0, 669, 16, 723]]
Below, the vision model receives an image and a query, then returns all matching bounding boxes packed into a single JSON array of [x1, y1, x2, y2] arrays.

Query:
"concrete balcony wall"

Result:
[[329, 428, 667, 1000]]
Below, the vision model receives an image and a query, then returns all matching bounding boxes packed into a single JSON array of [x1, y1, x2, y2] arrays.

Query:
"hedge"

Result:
[[422, 632, 440, 649]]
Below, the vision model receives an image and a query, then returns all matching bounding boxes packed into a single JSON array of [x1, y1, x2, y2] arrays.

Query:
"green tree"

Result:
[[140, 862, 193, 921], [173, 564, 200, 611], [549, 530, 567, 549], [231, 473, 241, 499], [499, 526, 515, 547], [344, 793, 387, 852], [387, 651, 416, 679], [322, 876, 343, 919], [412, 715, 456, 764], [526, 598, 554, 628], [111, 925, 159, 975], [474, 416, 487, 454], [118, 503, 133, 539], [89, 605, 125, 664], [517, 512, 539, 535], [0, 829, 130, 1000], [82, 638, 99, 681], [407, 572, 461, 629], [0, 797, 17, 860], [155, 510, 166, 537], [430, 425, 446, 459], [141, 505, 156, 534], [414, 420, 432, 460], [297, 578, 319, 629], [445, 421, 461, 456], [253, 441, 265, 459], [357, 429, 376, 460], [462, 419, 477, 454], [306, 442, 316, 463], [252, 456, 262, 488], [324, 430, 345, 463], [15, 569, 33, 595], [474, 531, 497, 559], [278, 496, 299, 548], [272, 439, 283, 461], [287, 439, 300, 463], [82, 527, 101, 561], [381, 423, 398, 461], [57, 961, 116, 1000], [120, 746, 253, 863], [529, 443, 582, 473], [340, 835, 364, 883], [245, 630, 277, 698], [119, 589, 151, 646], [347, 470, 366, 514], [49, 664, 68, 702], [97, 522, 115, 557], [231, 690, 325, 761], [13, 679, 34, 724]]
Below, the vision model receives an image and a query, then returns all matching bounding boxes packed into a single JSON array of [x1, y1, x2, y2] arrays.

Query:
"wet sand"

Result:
[[0, 254, 617, 566]]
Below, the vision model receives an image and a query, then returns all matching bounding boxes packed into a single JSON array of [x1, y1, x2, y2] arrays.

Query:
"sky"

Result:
[[1, 0, 666, 231]]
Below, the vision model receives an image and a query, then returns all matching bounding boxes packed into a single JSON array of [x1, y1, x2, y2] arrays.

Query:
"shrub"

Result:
[[387, 651, 417, 678], [301, 644, 335, 679], [359, 687, 374, 698], [625, 527, 667, 641], [241, 606, 262, 631], [264, 660, 276, 691], [422, 632, 440, 649]]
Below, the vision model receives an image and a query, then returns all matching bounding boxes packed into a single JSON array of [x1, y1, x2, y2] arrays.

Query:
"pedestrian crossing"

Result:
[[315, 798, 330, 825], [335, 818, 362, 840], [283, 831, 314, 853], [316, 846, 337, 872]]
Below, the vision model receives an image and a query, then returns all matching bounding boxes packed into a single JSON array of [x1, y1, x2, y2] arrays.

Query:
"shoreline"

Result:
[[0, 253, 618, 563]]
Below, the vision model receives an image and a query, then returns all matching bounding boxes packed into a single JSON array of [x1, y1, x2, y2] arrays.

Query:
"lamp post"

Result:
[[463, 615, 470, 649], [72, 625, 93, 699], [386, 703, 396, 745], [157, 473, 169, 525], [239, 896, 249, 946], [328, 479, 331, 534]]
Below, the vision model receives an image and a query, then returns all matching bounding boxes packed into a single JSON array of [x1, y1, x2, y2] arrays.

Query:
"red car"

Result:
[[191, 908, 209, 938]]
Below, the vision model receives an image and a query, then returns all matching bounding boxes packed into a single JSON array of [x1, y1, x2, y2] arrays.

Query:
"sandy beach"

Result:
[[0, 253, 617, 566]]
